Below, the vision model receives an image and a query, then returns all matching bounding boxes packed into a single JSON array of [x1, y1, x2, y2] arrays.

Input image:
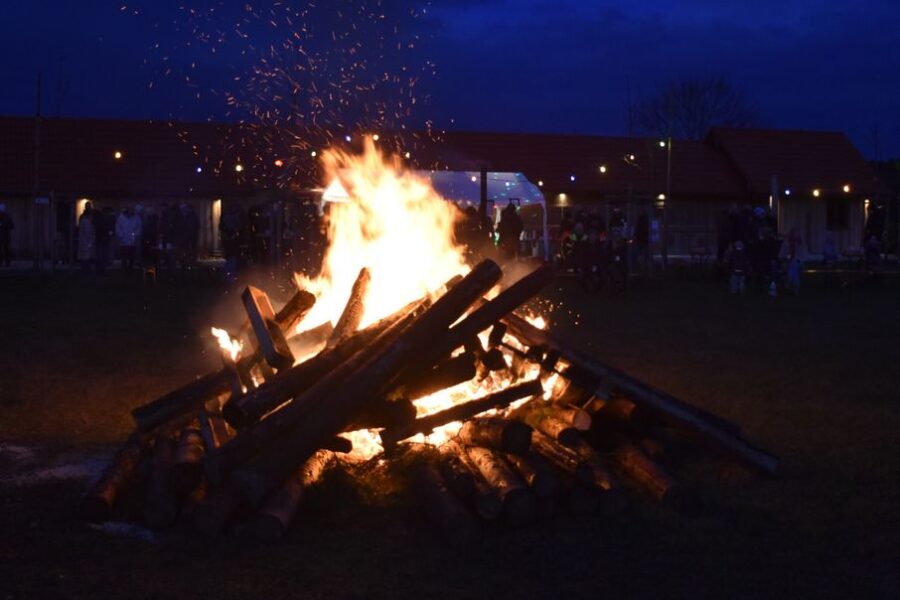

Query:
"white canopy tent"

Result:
[[321, 170, 550, 259]]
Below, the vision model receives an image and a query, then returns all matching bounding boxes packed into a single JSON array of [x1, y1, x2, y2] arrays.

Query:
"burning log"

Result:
[[221, 300, 420, 430], [417, 461, 480, 547], [463, 446, 536, 527], [487, 323, 507, 349], [242, 286, 296, 371], [229, 260, 503, 505], [80, 431, 151, 522], [327, 267, 371, 347], [456, 417, 532, 455], [379, 379, 543, 448], [502, 312, 779, 475], [503, 451, 561, 500], [288, 321, 334, 356], [480, 348, 508, 372], [172, 424, 205, 498], [252, 450, 335, 542], [273, 289, 317, 333], [444, 441, 502, 520], [142, 436, 179, 529], [392, 353, 477, 401], [347, 398, 416, 431], [131, 371, 231, 433]]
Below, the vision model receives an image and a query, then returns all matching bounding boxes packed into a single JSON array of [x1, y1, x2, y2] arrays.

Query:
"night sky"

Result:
[[1, 1, 898, 157]]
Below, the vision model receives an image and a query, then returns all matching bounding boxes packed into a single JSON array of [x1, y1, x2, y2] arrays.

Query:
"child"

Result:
[[727, 241, 749, 294]]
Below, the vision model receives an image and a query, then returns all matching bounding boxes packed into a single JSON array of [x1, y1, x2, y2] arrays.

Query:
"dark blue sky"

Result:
[[1, 1, 898, 157]]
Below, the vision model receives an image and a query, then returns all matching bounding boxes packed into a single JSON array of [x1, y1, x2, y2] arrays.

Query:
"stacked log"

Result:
[[83, 259, 776, 544]]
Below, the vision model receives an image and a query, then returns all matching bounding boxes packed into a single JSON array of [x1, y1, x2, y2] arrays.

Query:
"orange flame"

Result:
[[211, 327, 242, 362]]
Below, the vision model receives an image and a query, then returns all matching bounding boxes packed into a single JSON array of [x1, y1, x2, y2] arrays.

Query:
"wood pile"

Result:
[[82, 259, 778, 544]]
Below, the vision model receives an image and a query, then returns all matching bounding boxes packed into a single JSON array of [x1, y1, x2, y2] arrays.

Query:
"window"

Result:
[[826, 199, 850, 231]]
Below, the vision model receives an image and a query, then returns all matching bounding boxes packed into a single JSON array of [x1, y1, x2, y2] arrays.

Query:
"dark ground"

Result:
[[1, 268, 898, 599]]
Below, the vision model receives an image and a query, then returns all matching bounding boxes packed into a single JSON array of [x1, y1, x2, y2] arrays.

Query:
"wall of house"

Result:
[[778, 198, 864, 255], [666, 197, 722, 257]]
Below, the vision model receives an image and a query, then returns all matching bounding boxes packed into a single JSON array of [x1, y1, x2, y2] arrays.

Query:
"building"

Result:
[[0, 116, 887, 261]]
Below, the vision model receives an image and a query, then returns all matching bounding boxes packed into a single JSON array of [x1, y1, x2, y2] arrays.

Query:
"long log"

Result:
[[231, 260, 504, 505], [392, 353, 477, 401], [503, 312, 779, 475], [172, 423, 205, 498], [346, 398, 417, 431], [380, 379, 543, 448], [444, 441, 502, 520], [327, 267, 371, 347], [253, 450, 335, 542], [80, 431, 152, 522], [464, 446, 536, 527], [131, 371, 231, 433], [221, 300, 419, 430], [456, 417, 532, 455], [409, 263, 555, 372], [503, 451, 561, 500], [142, 436, 179, 529], [417, 462, 480, 547]]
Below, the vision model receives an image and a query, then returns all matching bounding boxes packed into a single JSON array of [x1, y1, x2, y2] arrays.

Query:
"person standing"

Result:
[[497, 201, 523, 261], [115, 205, 142, 271], [779, 226, 806, 295], [0, 203, 13, 267], [94, 207, 115, 274], [77, 202, 96, 272]]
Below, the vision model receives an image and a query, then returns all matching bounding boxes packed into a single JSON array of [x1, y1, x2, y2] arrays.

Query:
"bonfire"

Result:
[[82, 140, 777, 545]]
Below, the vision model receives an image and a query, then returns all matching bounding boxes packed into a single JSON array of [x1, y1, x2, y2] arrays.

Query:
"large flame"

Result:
[[296, 138, 469, 332], [211, 327, 242, 362]]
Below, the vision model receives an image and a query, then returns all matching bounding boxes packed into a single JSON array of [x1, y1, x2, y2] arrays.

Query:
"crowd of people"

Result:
[[555, 209, 650, 293], [76, 201, 200, 274]]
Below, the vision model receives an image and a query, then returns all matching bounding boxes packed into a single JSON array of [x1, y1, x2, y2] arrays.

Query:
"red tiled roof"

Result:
[[413, 131, 746, 198], [707, 127, 886, 197], [0, 116, 264, 198]]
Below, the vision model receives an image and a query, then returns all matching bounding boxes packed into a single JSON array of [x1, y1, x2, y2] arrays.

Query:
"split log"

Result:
[[516, 410, 581, 447], [230, 260, 503, 505], [417, 462, 480, 547], [327, 267, 371, 347], [172, 424, 205, 498], [142, 436, 179, 529], [131, 370, 232, 433], [392, 353, 477, 401], [456, 417, 532, 455], [80, 431, 151, 522], [274, 289, 317, 333], [253, 450, 335, 542], [444, 441, 502, 520], [503, 451, 561, 499], [242, 285, 296, 370], [464, 446, 536, 527], [221, 300, 419, 430], [380, 378, 543, 448], [199, 406, 233, 453], [530, 431, 617, 493], [502, 312, 778, 475]]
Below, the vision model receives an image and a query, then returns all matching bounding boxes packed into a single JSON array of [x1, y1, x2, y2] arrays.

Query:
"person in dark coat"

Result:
[[94, 207, 115, 274], [497, 201, 523, 260], [0, 203, 13, 267], [141, 207, 159, 267]]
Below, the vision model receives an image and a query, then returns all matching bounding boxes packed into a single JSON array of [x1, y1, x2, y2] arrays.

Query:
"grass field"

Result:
[[1, 268, 898, 599]]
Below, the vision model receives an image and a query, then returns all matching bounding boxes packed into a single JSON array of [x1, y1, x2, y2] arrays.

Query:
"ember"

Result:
[[82, 143, 777, 543]]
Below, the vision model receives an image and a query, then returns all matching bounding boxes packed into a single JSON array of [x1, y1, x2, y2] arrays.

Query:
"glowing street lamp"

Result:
[[843, 184, 851, 193], [113, 150, 123, 160], [235, 164, 244, 173], [812, 188, 821, 198]]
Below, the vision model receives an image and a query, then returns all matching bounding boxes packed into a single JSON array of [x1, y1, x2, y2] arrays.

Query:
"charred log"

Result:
[[327, 267, 371, 347], [242, 285, 296, 371], [131, 371, 231, 433]]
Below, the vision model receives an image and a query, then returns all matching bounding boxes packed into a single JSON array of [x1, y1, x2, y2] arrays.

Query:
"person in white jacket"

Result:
[[115, 206, 142, 271]]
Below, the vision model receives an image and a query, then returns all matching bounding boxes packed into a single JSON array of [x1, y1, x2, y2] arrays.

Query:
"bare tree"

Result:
[[637, 75, 756, 140]]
